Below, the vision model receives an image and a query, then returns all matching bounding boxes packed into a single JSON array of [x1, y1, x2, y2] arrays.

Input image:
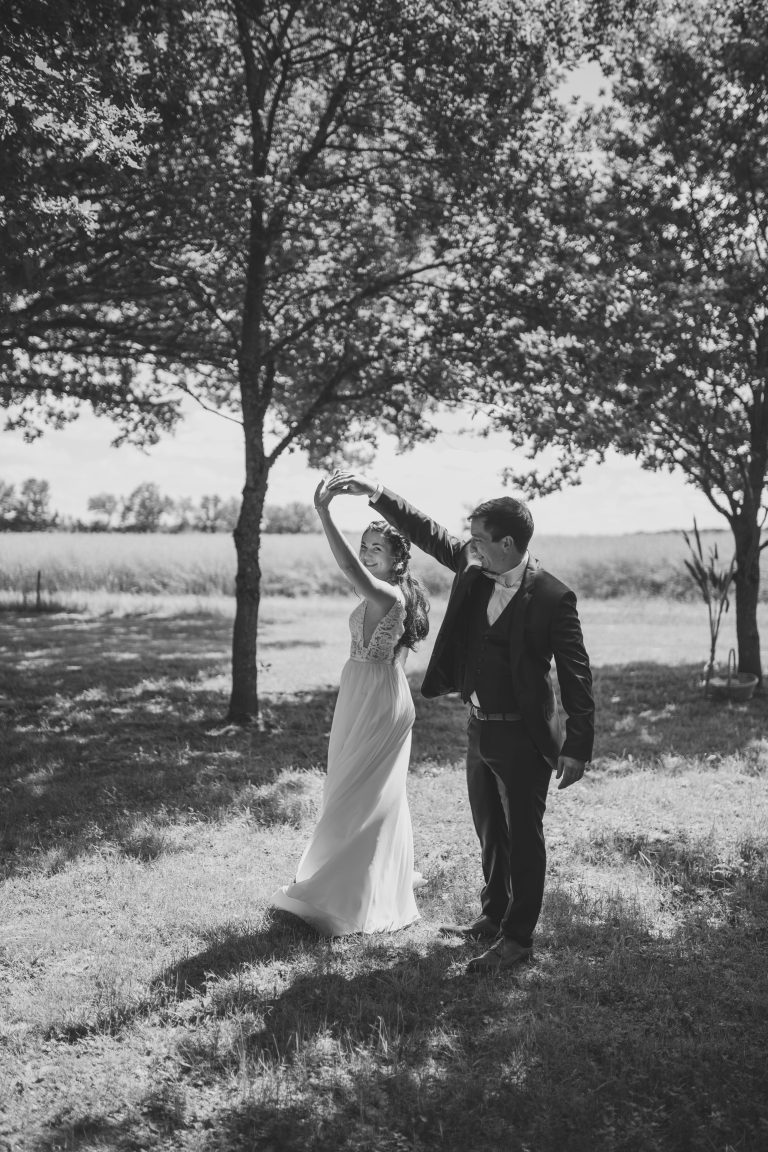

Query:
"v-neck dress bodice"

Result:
[[348, 595, 407, 662]]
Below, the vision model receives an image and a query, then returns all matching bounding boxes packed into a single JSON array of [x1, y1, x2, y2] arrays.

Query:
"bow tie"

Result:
[[486, 571, 520, 588]]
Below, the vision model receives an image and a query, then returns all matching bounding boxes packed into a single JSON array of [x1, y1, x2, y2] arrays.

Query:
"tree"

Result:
[[13, 478, 56, 530], [263, 501, 316, 534], [2, 0, 590, 720], [449, 0, 768, 682], [171, 496, 197, 533], [1, 1, 149, 241], [196, 494, 239, 533], [120, 482, 172, 533], [87, 492, 119, 531], [0, 1, 161, 436], [0, 480, 17, 529], [580, 0, 768, 683]]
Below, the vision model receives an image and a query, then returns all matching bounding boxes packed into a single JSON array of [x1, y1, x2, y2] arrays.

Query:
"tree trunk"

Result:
[[731, 514, 763, 685], [228, 0, 285, 721], [228, 451, 268, 723]]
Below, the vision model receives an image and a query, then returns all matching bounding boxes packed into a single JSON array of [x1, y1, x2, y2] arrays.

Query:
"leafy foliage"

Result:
[[263, 501, 317, 534], [1, 1, 590, 451], [0, 0, 161, 439], [449, 0, 768, 676], [0, 477, 56, 530], [1, 0, 597, 715], [118, 482, 173, 533], [0, 1, 149, 250]]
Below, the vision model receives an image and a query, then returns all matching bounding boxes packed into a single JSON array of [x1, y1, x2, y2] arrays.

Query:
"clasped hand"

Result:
[[313, 476, 333, 510], [315, 471, 374, 510]]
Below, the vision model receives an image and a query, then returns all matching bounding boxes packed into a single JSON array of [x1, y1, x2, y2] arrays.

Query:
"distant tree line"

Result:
[[0, 478, 55, 532], [0, 478, 317, 534]]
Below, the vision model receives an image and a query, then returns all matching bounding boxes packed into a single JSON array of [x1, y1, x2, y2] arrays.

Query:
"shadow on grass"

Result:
[[591, 661, 767, 764], [1, 605, 764, 879], [28, 1078, 189, 1152], [0, 682, 337, 876], [583, 825, 768, 917], [35, 857, 768, 1152], [0, 611, 468, 877], [155, 911, 323, 1000], [184, 867, 768, 1152]]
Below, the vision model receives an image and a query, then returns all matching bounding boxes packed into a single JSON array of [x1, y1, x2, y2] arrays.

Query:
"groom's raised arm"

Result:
[[371, 486, 467, 573], [327, 473, 467, 572]]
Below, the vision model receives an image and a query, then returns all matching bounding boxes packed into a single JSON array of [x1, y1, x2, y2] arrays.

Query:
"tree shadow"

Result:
[[0, 684, 337, 875], [28, 1076, 190, 1152], [0, 611, 469, 877], [2, 608, 765, 880], [588, 660, 767, 765], [5, 610, 765, 1150], [32, 848, 768, 1152], [0, 611, 234, 700], [584, 825, 768, 912], [175, 854, 768, 1152], [153, 911, 323, 1001]]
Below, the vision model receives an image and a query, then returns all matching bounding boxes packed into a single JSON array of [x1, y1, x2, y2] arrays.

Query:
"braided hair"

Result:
[[366, 520, 429, 652]]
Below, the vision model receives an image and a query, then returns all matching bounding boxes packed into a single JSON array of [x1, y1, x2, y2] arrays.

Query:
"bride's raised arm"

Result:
[[314, 477, 397, 611]]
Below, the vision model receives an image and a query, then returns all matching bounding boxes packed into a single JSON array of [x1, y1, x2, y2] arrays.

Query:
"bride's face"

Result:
[[359, 530, 396, 581]]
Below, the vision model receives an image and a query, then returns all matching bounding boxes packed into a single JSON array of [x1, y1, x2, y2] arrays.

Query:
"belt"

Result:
[[469, 704, 522, 722]]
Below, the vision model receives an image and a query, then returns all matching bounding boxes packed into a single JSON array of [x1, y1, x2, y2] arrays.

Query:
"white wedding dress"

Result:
[[271, 593, 420, 936]]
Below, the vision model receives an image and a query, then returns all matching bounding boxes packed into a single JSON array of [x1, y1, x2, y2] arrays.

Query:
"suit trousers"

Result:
[[466, 716, 552, 949]]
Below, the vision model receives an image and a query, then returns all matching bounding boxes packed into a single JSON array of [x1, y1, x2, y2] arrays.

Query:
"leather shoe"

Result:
[[438, 915, 500, 941], [465, 937, 533, 974]]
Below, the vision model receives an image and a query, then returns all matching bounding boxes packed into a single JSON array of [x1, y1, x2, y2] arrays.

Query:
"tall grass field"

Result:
[[0, 528, 744, 601]]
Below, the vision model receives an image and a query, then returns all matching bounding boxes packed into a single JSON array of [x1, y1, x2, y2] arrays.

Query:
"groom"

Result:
[[330, 474, 594, 973]]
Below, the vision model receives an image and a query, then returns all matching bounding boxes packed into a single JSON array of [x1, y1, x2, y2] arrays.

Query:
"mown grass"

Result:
[[0, 527, 752, 601], [1, 601, 767, 1151]]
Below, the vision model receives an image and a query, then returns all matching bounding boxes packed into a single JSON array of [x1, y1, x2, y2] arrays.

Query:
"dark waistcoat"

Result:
[[460, 578, 519, 711]]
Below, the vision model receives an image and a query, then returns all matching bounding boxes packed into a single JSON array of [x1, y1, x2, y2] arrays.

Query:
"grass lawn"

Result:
[[1, 597, 767, 1152]]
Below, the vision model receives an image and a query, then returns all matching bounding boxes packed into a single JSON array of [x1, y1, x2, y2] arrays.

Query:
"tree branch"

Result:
[[266, 352, 377, 463]]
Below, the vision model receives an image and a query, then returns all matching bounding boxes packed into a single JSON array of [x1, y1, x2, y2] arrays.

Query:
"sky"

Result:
[[1, 401, 722, 537], [1, 61, 725, 539]]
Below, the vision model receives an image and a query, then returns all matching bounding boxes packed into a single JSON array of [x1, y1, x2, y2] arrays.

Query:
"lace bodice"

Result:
[[349, 596, 407, 663]]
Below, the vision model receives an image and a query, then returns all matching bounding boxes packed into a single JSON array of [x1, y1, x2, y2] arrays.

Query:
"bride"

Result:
[[270, 473, 429, 936]]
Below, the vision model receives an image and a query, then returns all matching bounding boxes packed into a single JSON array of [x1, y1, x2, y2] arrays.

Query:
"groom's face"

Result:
[[469, 518, 520, 575]]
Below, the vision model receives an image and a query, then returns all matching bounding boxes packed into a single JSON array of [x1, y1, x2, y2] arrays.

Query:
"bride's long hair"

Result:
[[366, 520, 429, 651]]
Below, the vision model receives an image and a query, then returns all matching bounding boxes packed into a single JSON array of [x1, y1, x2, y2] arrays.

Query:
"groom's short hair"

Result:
[[469, 497, 534, 551]]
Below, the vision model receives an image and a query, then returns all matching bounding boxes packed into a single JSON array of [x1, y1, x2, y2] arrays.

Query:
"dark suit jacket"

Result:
[[374, 488, 595, 768]]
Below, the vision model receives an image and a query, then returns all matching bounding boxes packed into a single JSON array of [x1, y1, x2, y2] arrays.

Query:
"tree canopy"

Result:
[[3, 0, 585, 445], [451, 0, 768, 678], [3, 0, 596, 718], [0, 0, 161, 438]]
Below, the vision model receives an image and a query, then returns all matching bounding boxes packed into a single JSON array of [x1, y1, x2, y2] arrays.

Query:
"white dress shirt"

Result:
[[485, 552, 529, 625]]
